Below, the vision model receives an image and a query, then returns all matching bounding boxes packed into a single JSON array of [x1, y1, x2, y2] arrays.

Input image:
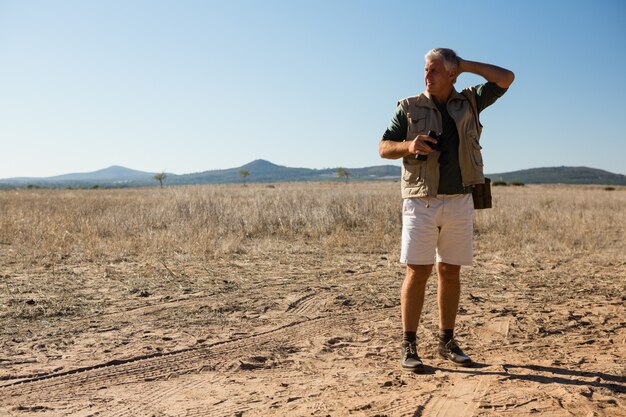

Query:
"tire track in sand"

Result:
[[286, 292, 330, 316], [426, 378, 488, 417], [0, 307, 391, 416], [371, 393, 434, 417]]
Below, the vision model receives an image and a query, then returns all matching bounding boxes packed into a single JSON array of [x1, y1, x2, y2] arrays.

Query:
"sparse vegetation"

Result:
[[336, 167, 350, 183], [240, 169, 250, 186], [0, 183, 400, 263], [540, 197, 554, 208], [0, 183, 623, 267], [487, 178, 525, 187], [153, 171, 167, 188]]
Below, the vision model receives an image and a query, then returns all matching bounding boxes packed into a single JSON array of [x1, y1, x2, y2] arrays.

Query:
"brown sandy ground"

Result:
[[1, 248, 624, 416], [0, 184, 624, 416]]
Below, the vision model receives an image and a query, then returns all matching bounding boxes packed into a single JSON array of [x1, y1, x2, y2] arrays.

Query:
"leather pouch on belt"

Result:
[[472, 177, 492, 209]]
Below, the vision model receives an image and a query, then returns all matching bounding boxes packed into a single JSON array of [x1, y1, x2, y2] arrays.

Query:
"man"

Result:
[[379, 48, 514, 371]]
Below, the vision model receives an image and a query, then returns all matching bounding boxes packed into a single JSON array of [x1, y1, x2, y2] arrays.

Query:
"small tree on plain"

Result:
[[336, 167, 350, 183], [240, 169, 250, 186], [153, 171, 167, 188]]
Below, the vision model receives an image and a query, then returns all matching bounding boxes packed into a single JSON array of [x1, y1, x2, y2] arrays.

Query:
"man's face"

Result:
[[424, 57, 455, 99]]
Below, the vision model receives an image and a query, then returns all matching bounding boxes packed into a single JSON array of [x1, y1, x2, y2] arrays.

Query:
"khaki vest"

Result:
[[399, 87, 485, 198]]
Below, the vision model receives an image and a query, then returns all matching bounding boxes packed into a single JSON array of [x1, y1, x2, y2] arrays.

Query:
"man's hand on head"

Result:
[[454, 58, 514, 89], [456, 56, 465, 74]]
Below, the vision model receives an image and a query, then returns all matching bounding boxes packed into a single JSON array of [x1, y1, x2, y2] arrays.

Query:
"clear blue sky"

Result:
[[1, 0, 625, 178]]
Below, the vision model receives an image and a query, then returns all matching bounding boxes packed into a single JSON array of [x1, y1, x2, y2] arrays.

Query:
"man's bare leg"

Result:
[[400, 264, 432, 371], [402, 264, 433, 332], [436, 262, 472, 366], [437, 262, 461, 330]]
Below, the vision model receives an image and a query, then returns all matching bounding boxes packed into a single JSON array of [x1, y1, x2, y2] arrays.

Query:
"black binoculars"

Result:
[[416, 130, 442, 161]]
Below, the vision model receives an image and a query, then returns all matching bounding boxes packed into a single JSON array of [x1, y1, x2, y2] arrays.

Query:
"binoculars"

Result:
[[416, 130, 442, 161]]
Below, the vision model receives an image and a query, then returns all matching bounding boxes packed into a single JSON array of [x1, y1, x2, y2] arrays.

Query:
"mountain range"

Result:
[[488, 166, 626, 185], [0, 160, 624, 188]]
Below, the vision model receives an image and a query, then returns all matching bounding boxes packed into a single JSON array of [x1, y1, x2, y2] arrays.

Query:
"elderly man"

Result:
[[379, 48, 514, 371]]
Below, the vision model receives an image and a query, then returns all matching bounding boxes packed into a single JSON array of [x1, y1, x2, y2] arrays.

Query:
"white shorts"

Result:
[[400, 194, 474, 266]]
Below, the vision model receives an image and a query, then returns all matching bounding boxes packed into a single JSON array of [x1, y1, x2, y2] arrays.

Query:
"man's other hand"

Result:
[[411, 134, 438, 156]]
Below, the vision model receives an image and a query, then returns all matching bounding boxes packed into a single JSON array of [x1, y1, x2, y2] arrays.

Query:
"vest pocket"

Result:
[[470, 135, 484, 167], [402, 157, 424, 182], [409, 116, 426, 134]]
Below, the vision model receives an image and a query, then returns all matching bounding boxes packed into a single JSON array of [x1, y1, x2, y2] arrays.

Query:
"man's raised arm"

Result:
[[457, 58, 515, 89]]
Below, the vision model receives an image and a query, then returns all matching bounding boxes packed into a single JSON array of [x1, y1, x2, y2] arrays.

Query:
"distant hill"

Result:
[[166, 160, 401, 185], [169, 160, 326, 184], [48, 165, 156, 182], [0, 162, 624, 188], [2, 165, 156, 186], [487, 166, 626, 185]]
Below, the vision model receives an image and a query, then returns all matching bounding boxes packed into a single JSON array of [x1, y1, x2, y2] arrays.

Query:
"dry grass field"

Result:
[[0, 182, 624, 416]]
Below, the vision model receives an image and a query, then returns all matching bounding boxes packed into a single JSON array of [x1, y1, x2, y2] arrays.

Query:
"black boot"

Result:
[[401, 341, 424, 372], [438, 339, 472, 367]]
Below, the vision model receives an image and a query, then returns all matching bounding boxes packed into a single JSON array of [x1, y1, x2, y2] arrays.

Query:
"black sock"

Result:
[[439, 329, 453, 344], [403, 331, 416, 343]]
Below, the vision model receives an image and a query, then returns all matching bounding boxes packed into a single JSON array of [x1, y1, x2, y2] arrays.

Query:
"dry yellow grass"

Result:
[[475, 184, 625, 256], [1, 181, 623, 322], [1, 182, 623, 262], [0, 182, 399, 262]]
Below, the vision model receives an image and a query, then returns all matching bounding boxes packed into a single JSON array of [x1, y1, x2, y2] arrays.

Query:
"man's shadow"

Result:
[[426, 362, 625, 394], [405, 362, 624, 417]]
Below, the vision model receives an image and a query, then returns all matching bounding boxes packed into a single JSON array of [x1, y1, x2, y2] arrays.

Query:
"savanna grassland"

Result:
[[0, 182, 624, 416]]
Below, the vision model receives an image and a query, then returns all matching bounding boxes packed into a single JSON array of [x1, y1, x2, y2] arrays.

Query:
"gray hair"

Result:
[[425, 48, 459, 82]]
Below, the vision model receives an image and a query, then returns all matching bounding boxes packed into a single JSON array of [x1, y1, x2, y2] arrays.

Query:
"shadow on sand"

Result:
[[404, 362, 624, 417], [436, 362, 626, 394]]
